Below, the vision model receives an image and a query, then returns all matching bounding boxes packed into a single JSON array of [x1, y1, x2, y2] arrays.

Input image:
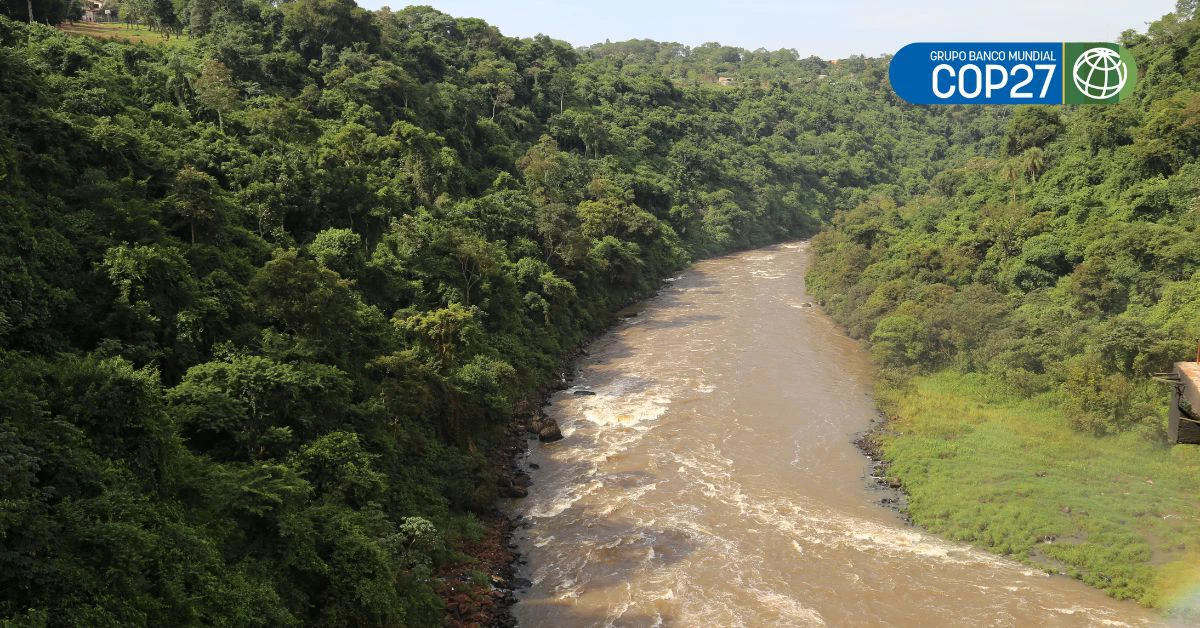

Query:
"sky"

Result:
[[356, 0, 1178, 59]]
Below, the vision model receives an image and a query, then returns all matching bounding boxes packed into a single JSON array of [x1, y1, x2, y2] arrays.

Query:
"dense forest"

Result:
[[0, 0, 1017, 623], [809, 8, 1200, 436], [9, 0, 1200, 617], [808, 4, 1200, 609]]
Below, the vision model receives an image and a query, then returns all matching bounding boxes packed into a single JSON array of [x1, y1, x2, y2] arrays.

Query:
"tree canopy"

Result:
[[808, 10, 1200, 439], [5, 0, 1196, 623]]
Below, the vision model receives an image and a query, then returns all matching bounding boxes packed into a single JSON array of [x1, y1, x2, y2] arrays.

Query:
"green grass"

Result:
[[883, 371, 1200, 611], [57, 22, 191, 47]]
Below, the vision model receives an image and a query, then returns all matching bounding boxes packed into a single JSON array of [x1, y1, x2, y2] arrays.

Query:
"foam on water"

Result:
[[512, 243, 1161, 627], [526, 477, 605, 519], [579, 389, 671, 428], [593, 481, 660, 517], [751, 589, 826, 625]]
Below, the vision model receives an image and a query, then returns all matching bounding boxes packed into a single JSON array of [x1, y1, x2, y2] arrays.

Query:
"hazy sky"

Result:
[[358, 0, 1177, 58]]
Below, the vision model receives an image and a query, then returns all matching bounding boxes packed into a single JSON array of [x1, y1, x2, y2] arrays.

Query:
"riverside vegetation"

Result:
[[807, 2, 1200, 612], [3, 0, 1198, 621], [0, 1, 1008, 623]]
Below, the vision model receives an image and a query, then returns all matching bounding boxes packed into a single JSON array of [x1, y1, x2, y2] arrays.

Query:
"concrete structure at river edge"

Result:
[[1168, 361, 1200, 444]]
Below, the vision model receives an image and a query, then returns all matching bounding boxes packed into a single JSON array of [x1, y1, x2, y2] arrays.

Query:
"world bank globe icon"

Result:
[[1072, 47, 1128, 100]]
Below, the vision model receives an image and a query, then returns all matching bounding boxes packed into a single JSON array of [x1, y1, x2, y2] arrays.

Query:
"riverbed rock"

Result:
[[572, 389, 596, 396], [512, 473, 532, 488], [499, 485, 528, 498], [529, 463, 539, 469], [513, 399, 537, 418], [622, 311, 639, 318], [538, 420, 563, 442]]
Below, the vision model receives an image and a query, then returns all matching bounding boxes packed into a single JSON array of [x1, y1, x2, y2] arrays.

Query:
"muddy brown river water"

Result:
[[508, 242, 1163, 627]]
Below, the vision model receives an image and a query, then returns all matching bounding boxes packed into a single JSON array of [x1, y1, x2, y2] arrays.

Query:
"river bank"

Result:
[[437, 306, 655, 627], [495, 243, 1157, 626], [866, 371, 1200, 619]]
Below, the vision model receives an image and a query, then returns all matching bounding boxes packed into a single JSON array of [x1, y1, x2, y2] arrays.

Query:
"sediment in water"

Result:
[[492, 244, 1159, 626], [439, 293, 656, 627]]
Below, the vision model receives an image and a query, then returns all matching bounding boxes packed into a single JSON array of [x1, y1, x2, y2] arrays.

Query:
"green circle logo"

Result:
[[1064, 42, 1137, 104], [1071, 47, 1127, 100]]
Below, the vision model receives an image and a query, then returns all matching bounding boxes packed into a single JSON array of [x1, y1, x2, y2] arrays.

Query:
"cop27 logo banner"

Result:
[[889, 43, 1137, 105]]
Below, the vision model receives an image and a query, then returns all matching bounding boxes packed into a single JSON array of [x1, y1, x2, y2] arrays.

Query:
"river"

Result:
[[508, 242, 1162, 627]]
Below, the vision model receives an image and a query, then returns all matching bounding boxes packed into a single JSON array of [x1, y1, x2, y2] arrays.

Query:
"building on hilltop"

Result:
[[82, 0, 108, 21]]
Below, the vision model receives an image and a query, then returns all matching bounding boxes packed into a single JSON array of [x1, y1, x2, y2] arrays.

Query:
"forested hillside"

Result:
[[0, 3, 1007, 623], [808, 5, 1200, 608]]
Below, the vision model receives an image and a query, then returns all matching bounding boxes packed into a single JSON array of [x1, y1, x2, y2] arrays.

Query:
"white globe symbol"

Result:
[[1072, 47, 1127, 99]]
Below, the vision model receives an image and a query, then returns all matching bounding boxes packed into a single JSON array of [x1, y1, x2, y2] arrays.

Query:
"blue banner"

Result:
[[890, 43, 1063, 105], [889, 42, 1138, 105]]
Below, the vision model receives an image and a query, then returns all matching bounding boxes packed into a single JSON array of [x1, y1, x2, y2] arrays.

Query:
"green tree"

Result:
[[249, 250, 390, 369], [1002, 107, 1063, 156], [193, 59, 239, 131], [279, 0, 378, 60], [169, 354, 353, 460], [167, 166, 223, 243], [467, 56, 519, 120]]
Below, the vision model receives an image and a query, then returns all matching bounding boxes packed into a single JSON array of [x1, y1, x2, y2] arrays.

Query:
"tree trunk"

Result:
[[27, 0, 34, 23]]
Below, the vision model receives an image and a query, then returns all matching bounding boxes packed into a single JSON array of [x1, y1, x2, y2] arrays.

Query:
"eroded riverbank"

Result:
[[504, 242, 1161, 626]]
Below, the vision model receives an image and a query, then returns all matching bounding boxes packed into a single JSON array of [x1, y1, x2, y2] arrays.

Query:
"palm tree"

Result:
[[165, 51, 196, 111], [1003, 160, 1020, 205], [1023, 146, 1046, 183]]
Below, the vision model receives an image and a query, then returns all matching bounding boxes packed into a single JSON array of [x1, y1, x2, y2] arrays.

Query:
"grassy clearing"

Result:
[[57, 22, 190, 46], [882, 371, 1200, 611]]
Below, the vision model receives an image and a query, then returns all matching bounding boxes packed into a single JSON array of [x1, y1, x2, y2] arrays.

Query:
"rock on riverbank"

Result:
[[438, 295, 656, 626], [854, 418, 910, 522]]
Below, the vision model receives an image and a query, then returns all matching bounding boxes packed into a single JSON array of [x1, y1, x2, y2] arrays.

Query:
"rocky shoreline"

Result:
[[439, 254, 893, 627], [853, 414, 911, 523], [436, 312, 913, 627], [435, 367, 573, 628], [437, 303, 642, 627]]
